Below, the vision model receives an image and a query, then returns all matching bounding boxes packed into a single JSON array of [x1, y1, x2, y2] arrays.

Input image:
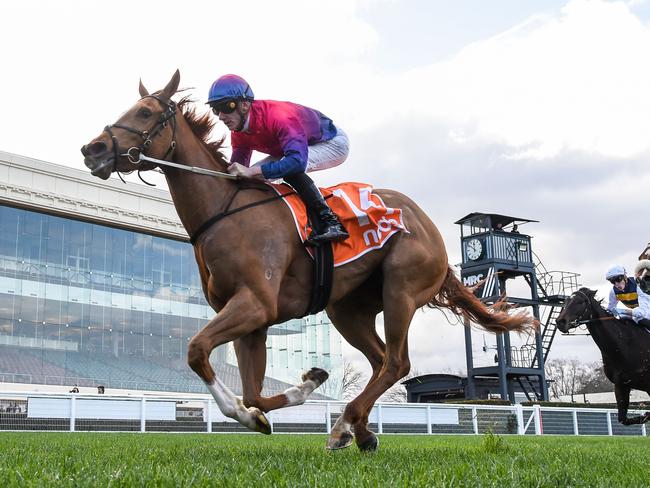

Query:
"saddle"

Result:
[[189, 181, 407, 318], [272, 181, 408, 317]]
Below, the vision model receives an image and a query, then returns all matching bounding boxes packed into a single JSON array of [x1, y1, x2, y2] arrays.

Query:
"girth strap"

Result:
[[189, 190, 294, 245], [189, 188, 335, 316]]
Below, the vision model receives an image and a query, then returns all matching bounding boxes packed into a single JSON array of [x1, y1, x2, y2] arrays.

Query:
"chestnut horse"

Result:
[[81, 71, 534, 451]]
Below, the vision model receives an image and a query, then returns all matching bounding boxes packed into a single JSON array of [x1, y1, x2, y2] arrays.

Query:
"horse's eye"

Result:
[[138, 108, 153, 118]]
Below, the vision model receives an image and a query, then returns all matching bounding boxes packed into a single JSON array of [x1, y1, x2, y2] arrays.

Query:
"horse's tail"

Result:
[[428, 266, 537, 334]]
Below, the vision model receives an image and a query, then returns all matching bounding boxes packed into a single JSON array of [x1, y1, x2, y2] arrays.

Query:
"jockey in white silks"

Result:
[[605, 264, 650, 326], [633, 260, 650, 326]]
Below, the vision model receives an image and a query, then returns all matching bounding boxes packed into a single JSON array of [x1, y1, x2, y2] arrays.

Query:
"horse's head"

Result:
[[81, 70, 181, 180], [556, 287, 597, 333]]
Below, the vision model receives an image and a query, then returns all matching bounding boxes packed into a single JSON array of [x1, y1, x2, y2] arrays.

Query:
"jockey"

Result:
[[605, 264, 638, 320], [207, 74, 349, 245], [605, 264, 650, 325], [636, 260, 650, 294], [633, 260, 650, 327]]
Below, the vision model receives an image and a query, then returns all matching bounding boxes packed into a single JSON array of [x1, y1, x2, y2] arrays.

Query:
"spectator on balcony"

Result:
[[69, 386, 79, 393], [97, 385, 105, 394], [510, 224, 520, 234]]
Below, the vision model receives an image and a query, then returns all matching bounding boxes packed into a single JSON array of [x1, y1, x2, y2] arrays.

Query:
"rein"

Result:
[[124, 149, 237, 180]]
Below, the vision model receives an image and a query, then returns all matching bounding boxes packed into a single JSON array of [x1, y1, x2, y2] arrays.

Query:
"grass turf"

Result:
[[0, 432, 648, 487]]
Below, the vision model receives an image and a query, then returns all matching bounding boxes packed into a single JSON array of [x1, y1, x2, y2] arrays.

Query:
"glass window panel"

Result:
[[0, 203, 343, 393], [0, 207, 19, 260]]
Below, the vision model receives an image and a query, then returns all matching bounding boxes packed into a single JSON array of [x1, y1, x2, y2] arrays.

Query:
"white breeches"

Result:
[[634, 289, 650, 323], [255, 128, 350, 173]]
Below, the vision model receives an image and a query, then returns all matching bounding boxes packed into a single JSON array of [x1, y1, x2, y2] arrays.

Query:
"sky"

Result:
[[1, 0, 649, 380]]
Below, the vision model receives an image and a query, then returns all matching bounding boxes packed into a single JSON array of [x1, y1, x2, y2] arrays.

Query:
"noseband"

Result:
[[103, 94, 177, 185]]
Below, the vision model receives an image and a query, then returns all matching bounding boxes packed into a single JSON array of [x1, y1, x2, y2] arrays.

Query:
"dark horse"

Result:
[[556, 288, 650, 425], [81, 71, 535, 450]]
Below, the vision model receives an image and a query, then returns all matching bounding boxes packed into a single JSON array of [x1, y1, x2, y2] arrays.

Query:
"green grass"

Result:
[[0, 432, 648, 487]]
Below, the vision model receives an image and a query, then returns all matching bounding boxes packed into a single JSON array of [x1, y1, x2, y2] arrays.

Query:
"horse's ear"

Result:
[[139, 79, 149, 98], [161, 69, 180, 101], [587, 289, 597, 297]]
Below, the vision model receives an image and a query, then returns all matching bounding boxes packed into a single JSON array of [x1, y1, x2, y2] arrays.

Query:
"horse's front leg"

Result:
[[187, 289, 273, 434], [617, 384, 650, 425], [614, 383, 641, 425], [235, 330, 329, 413]]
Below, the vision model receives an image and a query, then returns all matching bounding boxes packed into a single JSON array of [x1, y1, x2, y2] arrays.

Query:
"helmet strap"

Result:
[[233, 101, 251, 132]]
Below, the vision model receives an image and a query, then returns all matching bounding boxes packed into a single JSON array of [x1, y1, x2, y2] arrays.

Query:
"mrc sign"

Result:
[[461, 266, 499, 299]]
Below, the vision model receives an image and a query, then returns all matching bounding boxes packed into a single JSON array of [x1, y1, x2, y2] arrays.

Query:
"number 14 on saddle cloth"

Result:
[[271, 182, 409, 266]]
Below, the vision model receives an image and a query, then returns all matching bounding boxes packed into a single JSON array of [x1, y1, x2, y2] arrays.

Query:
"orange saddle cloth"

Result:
[[270, 182, 409, 266]]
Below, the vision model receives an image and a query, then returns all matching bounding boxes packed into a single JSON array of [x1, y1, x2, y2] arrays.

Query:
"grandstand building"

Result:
[[0, 150, 343, 398]]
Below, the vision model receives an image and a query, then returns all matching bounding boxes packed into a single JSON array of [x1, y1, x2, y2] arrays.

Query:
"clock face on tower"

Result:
[[465, 238, 483, 261]]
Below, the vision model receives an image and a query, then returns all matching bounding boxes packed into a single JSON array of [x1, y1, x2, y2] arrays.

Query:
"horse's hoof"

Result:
[[302, 367, 329, 386], [356, 433, 379, 452], [251, 408, 272, 435], [326, 431, 353, 450]]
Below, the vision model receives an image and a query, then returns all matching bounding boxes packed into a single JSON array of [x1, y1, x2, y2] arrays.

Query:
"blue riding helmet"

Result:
[[207, 74, 254, 104]]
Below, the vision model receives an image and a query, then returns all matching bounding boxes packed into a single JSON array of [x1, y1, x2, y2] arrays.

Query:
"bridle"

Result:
[[564, 290, 616, 327], [96, 94, 294, 246], [567, 290, 595, 325], [103, 94, 177, 185]]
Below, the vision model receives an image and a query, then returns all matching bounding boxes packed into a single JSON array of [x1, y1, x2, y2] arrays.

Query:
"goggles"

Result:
[[608, 275, 626, 284], [638, 275, 650, 292], [210, 99, 238, 115]]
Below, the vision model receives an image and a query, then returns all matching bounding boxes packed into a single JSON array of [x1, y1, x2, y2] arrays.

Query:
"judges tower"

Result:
[[456, 212, 579, 402]]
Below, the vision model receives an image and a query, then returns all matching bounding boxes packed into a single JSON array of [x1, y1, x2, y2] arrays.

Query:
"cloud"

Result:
[[353, 0, 650, 161]]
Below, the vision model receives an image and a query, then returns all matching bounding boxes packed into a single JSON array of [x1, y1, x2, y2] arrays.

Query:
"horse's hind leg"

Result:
[[233, 329, 329, 413], [329, 242, 439, 451], [332, 293, 415, 451], [326, 289, 385, 450]]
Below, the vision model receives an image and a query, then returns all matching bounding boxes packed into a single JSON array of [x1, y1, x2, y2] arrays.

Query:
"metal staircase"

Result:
[[530, 306, 564, 368], [522, 252, 580, 368]]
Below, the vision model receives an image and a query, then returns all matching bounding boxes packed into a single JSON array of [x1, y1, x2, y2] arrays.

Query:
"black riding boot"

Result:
[[284, 172, 349, 245]]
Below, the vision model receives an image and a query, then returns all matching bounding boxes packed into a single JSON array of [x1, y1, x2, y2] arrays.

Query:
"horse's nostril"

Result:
[[85, 141, 108, 157]]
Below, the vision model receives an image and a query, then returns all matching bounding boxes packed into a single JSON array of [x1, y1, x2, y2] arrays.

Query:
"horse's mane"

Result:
[[175, 94, 228, 166], [171, 93, 273, 192]]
